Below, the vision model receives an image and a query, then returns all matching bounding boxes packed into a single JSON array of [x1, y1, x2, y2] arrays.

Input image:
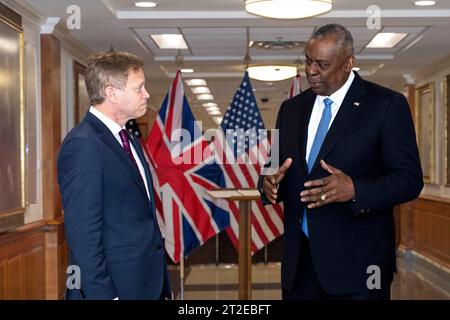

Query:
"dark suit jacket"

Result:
[[258, 73, 423, 294], [58, 111, 171, 299]]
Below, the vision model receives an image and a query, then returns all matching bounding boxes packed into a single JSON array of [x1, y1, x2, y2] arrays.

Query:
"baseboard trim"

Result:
[[397, 248, 450, 297]]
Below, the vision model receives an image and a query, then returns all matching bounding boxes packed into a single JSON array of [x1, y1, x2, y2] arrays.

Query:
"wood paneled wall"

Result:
[[0, 222, 45, 299], [0, 220, 67, 300], [40, 34, 62, 221], [398, 196, 450, 269]]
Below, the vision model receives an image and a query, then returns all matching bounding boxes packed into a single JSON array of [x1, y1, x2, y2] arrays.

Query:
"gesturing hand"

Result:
[[262, 158, 293, 204], [300, 160, 355, 209]]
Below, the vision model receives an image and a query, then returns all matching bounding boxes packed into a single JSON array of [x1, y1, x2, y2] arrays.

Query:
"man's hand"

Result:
[[300, 160, 355, 209], [262, 158, 293, 204]]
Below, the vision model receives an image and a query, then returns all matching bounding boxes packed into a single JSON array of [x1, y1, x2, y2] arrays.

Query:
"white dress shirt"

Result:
[[89, 106, 151, 200], [305, 71, 355, 161]]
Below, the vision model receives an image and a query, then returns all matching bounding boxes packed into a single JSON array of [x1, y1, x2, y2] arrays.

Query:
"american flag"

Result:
[[217, 72, 284, 254], [289, 73, 302, 98], [125, 119, 143, 139], [145, 71, 230, 263]]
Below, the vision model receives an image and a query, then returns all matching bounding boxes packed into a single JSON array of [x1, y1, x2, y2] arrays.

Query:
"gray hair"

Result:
[[311, 24, 354, 56], [85, 51, 144, 106]]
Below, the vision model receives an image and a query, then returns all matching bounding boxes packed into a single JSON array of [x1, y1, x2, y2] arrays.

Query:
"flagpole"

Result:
[[215, 233, 219, 266], [294, 56, 302, 75], [244, 27, 251, 70], [180, 255, 185, 300], [175, 50, 185, 300]]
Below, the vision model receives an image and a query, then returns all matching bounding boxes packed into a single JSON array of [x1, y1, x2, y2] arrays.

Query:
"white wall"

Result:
[[60, 42, 90, 136]]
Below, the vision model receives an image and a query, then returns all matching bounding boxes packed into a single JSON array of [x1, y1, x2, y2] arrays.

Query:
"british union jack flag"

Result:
[[145, 71, 229, 263]]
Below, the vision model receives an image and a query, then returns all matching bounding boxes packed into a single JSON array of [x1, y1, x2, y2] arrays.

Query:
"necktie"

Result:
[[301, 97, 333, 238], [119, 129, 139, 167], [119, 129, 152, 205]]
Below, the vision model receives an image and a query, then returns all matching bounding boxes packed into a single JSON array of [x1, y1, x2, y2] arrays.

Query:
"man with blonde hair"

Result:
[[58, 51, 171, 300]]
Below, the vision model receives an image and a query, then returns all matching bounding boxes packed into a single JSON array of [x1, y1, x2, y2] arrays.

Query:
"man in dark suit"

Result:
[[258, 24, 423, 300], [58, 51, 171, 300]]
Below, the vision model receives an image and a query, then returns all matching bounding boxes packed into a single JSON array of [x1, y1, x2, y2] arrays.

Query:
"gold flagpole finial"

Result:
[[294, 57, 302, 74], [175, 50, 184, 70], [244, 27, 252, 71], [244, 53, 252, 70]]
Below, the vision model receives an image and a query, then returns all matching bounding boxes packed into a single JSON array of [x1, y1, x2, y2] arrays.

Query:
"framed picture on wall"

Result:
[[0, 14, 25, 232], [445, 75, 450, 186], [73, 61, 90, 124], [415, 82, 435, 184]]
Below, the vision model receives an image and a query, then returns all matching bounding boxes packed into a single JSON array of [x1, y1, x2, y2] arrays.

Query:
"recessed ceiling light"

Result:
[[134, 2, 158, 8], [181, 68, 194, 73], [206, 106, 220, 112], [150, 34, 188, 49], [352, 67, 360, 71], [197, 94, 214, 101], [186, 79, 207, 86], [414, 1, 436, 6], [213, 116, 223, 124], [203, 102, 218, 108], [191, 87, 211, 94], [366, 32, 408, 48]]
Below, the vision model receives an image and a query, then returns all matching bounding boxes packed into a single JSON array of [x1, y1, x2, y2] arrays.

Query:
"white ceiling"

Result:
[[17, 0, 450, 129]]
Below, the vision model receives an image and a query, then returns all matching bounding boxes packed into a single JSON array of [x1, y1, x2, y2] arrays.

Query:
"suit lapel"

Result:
[[128, 134, 160, 226], [297, 91, 316, 174], [309, 74, 366, 174], [84, 113, 149, 198], [128, 133, 157, 207]]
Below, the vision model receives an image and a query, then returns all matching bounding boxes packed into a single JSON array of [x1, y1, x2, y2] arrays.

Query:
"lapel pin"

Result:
[[353, 102, 360, 107]]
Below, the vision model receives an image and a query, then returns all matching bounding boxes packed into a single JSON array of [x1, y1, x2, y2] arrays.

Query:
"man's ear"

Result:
[[345, 56, 355, 72], [104, 85, 118, 104]]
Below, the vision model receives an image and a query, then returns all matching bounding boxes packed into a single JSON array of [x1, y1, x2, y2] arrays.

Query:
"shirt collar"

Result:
[[317, 71, 355, 107], [89, 106, 124, 136]]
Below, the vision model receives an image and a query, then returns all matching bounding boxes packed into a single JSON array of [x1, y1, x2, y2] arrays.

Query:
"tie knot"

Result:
[[323, 97, 333, 109], [119, 129, 131, 150], [119, 129, 129, 142]]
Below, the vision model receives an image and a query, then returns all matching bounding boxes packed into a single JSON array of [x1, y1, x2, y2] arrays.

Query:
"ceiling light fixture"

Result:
[[191, 87, 211, 94], [150, 34, 188, 49], [203, 102, 218, 108], [352, 67, 360, 71], [245, 0, 332, 19], [250, 39, 305, 50], [134, 2, 158, 8], [248, 65, 297, 82], [180, 68, 194, 73], [206, 108, 220, 113], [197, 94, 214, 101], [366, 32, 408, 48], [186, 79, 207, 86], [213, 116, 223, 124], [414, 1, 436, 6]]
